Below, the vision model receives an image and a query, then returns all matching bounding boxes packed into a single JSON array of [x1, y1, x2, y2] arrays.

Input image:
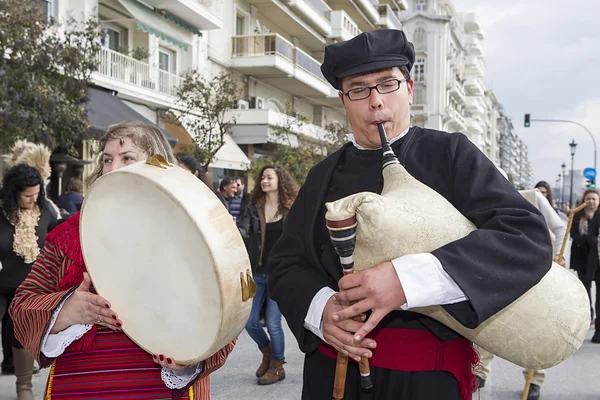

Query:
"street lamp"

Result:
[[569, 140, 577, 208], [557, 173, 562, 204], [561, 162, 567, 206]]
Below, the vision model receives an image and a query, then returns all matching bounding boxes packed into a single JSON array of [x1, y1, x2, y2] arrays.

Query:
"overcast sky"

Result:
[[451, 0, 600, 186]]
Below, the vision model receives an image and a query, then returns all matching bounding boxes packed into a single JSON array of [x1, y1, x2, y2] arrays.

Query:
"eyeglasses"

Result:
[[342, 78, 407, 101]]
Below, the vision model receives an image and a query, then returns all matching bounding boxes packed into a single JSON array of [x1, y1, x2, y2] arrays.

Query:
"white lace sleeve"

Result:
[[161, 362, 205, 390], [41, 293, 93, 358]]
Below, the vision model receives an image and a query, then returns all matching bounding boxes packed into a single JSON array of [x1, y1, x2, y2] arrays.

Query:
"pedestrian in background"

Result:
[[239, 165, 298, 385]]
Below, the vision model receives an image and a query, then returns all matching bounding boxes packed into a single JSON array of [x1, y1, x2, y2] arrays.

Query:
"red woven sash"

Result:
[[318, 327, 478, 400]]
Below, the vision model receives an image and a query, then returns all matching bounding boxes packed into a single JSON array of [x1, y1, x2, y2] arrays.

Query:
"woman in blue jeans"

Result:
[[239, 165, 298, 385]]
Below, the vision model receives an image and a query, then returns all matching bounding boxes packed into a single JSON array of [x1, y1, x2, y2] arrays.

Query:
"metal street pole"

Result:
[[561, 162, 567, 205], [531, 119, 596, 172], [569, 140, 577, 207]]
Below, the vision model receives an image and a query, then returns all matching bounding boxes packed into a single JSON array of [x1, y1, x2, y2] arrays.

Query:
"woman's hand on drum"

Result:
[[50, 272, 122, 333], [151, 354, 187, 370]]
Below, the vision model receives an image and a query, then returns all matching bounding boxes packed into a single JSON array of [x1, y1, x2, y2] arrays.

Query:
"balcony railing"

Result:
[[95, 47, 182, 97], [295, 48, 327, 82], [232, 34, 294, 62], [232, 34, 327, 83], [306, 0, 330, 16]]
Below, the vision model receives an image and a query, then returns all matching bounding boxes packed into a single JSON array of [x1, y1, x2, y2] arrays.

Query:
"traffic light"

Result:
[[524, 114, 531, 127], [586, 179, 596, 188]]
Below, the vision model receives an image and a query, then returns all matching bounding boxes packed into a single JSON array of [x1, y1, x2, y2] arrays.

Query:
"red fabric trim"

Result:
[[318, 327, 478, 400], [48, 212, 97, 353]]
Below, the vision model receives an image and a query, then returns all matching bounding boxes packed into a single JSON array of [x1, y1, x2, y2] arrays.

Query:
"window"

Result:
[[102, 25, 127, 52], [414, 58, 425, 82], [413, 27, 426, 49], [413, 86, 425, 104], [234, 13, 247, 55], [415, 0, 427, 12], [159, 47, 176, 74], [104, 27, 121, 51], [235, 14, 246, 36]]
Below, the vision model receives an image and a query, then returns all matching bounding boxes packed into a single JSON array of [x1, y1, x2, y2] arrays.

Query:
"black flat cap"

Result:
[[321, 29, 415, 90]]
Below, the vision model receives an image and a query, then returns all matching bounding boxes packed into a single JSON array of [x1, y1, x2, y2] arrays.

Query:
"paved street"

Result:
[[0, 320, 597, 399], [1, 218, 597, 399]]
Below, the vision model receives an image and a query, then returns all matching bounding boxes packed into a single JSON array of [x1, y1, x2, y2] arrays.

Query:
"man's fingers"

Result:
[[334, 287, 367, 305], [353, 309, 386, 344], [325, 332, 372, 360], [332, 299, 373, 322]]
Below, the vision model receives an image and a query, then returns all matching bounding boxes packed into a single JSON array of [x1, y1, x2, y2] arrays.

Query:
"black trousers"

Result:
[[0, 289, 23, 349], [302, 348, 460, 400], [578, 268, 600, 329]]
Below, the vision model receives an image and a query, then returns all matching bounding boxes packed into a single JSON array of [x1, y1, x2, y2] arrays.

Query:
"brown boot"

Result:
[[256, 345, 272, 377], [13, 347, 34, 400], [257, 359, 285, 385]]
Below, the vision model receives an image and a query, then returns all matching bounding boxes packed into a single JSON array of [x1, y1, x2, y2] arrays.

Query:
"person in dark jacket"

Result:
[[0, 164, 57, 399], [179, 155, 211, 188], [230, 177, 249, 226], [55, 177, 83, 216], [215, 176, 237, 213], [239, 165, 298, 385], [267, 29, 552, 400], [583, 191, 600, 344]]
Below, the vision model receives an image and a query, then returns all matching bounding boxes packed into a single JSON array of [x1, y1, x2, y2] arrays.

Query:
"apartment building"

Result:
[[205, 0, 408, 181], [48, 0, 251, 186]]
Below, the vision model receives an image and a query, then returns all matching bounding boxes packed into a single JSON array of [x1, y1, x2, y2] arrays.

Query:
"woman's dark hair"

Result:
[[251, 165, 299, 216], [0, 164, 46, 218], [180, 156, 203, 176], [64, 177, 83, 195], [534, 180, 553, 207]]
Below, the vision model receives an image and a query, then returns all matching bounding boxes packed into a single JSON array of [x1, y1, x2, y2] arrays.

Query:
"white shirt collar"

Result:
[[346, 127, 411, 150]]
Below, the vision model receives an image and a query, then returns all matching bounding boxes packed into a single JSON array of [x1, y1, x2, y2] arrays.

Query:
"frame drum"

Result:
[[80, 157, 252, 364]]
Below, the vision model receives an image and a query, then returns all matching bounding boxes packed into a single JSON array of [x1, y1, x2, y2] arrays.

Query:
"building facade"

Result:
[[40, 0, 534, 188]]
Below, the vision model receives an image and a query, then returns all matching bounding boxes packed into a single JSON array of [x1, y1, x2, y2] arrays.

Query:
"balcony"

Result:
[[465, 96, 486, 115], [445, 106, 466, 131], [329, 10, 362, 42], [377, 4, 402, 30], [464, 56, 486, 77], [463, 13, 485, 39], [465, 116, 485, 135], [140, 0, 223, 31], [93, 47, 182, 107], [327, 0, 379, 31], [248, 0, 330, 51], [231, 34, 331, 97], [379, 0, 409, 11], [447, 79, 466, 104], [465, 78, 485, 96], [465, 36, 484, 57], [225, 108, 330, 146]]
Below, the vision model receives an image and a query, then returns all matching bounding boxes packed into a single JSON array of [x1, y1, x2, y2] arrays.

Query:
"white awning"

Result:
[[209, 134, 251, 171]]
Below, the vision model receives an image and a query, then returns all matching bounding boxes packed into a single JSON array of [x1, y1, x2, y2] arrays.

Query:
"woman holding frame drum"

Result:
[[10, 122, 235, 400]]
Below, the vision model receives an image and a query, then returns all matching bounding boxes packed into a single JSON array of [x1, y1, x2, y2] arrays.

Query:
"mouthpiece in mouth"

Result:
[[377, 122, 400, 169]]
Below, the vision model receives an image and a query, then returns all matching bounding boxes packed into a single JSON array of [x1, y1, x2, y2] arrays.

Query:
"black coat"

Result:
[[584, 210, 600, 282], [0, 201, 58, 292], [267, 127, 552, 354], [239, 203, 288, 275], [569, 213, 589, 273]]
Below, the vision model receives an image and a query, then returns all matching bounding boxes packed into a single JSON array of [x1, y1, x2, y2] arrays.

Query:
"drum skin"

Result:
[[80, 160, 252, 365], [325, 163, 590, 370]]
